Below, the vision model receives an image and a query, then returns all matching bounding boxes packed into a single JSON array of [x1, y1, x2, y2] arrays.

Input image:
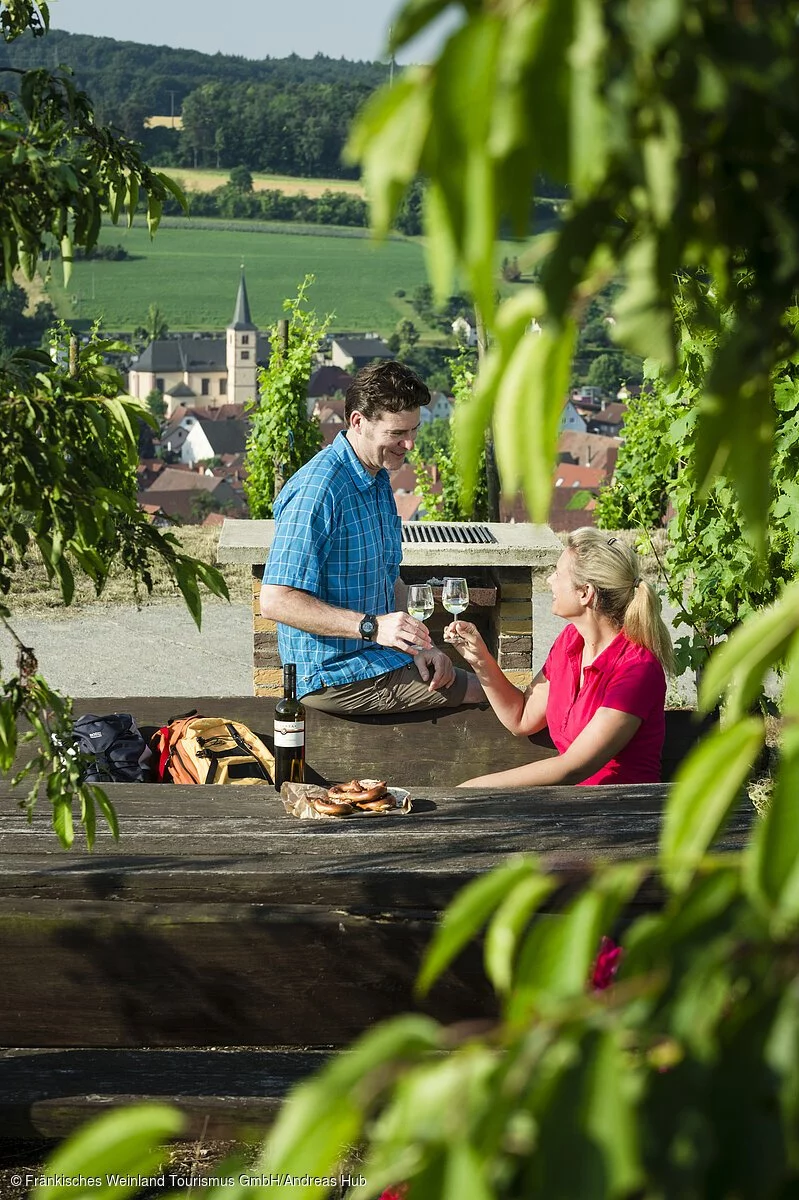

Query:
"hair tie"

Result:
[[633, 576, 641, 588]]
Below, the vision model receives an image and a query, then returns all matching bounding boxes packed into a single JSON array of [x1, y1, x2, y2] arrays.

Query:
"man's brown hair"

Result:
[[345, 360, 430, 423]]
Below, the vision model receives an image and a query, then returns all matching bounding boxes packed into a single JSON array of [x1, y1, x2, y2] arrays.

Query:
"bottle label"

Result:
[[274, 720, 305, 748]]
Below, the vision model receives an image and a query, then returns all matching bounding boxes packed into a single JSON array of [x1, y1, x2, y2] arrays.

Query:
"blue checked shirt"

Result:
[[263, 431, 410, 698]]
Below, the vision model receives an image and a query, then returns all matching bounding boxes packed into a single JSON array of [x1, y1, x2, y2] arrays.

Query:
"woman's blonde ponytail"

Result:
[[566, 528, 674, 673]]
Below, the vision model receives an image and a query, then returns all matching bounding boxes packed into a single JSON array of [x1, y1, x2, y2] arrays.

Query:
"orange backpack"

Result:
[[151, 712, 275, 785]]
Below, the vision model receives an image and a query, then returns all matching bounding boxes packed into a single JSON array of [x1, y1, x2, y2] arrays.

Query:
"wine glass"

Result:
[[407, 583, 434, 623], [442, 577, 469, 642]]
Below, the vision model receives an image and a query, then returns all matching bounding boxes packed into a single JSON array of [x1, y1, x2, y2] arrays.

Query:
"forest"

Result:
[[0, 28, 389, 175]]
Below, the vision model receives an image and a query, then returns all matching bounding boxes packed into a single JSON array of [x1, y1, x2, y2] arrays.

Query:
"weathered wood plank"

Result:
[[0, 1047, 330, 1138], [0, 898, 497, 1047]]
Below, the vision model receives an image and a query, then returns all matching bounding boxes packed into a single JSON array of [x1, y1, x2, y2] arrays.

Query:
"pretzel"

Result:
[[354, 794, 396, 812], [328, 779, 388, 804], [311, 793, 354, 816]]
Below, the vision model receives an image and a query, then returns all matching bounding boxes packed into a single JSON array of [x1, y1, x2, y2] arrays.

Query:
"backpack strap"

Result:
[[225, 723, 271, 781], [155, 727, 172, 782]]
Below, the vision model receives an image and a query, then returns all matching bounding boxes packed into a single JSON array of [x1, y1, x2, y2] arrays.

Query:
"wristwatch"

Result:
[[359, 613, 378, 641]]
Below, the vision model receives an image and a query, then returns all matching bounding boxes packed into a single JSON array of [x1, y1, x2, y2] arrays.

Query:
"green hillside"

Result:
[[45, 220, 431, 333]]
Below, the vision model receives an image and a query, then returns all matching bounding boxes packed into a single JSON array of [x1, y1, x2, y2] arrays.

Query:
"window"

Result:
[[155, 377, 164, 392], [220, 378, 227, 395], [241, 351, 250, 360], [242, 335, 249, 345], [201, 378, 210, 396]]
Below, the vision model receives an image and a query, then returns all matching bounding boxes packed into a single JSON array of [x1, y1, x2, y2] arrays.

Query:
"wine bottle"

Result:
[[274, 663, 306, 790]]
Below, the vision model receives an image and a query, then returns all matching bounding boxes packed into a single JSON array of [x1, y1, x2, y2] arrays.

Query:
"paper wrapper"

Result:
[[281, 780, 413, 819]]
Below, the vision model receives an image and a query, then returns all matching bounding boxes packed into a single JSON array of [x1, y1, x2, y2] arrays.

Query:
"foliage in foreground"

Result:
[[19, 1, 799, 1195], [596, 293, 799, 677], [32, 597, 799, 1197], [0, 2, 228, 846], [244, 276, 331, 519], [1, 332, 229, 847]]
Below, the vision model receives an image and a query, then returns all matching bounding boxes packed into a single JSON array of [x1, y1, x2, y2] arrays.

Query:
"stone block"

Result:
[[254, 669, 283, 696], [492, 567, 532, 601], [497, 615, 533, 636], [254, 647, 283, 669], [253, 631, 278, 653], [253, 617, 277, 635], [497, 651, 533, 672], [504, 670, 533, 690], [498, 601, 532, 620], [496, 634, 533, 655]]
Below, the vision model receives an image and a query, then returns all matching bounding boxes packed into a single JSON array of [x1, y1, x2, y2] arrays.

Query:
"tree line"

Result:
[[0, 27, 389, 136]]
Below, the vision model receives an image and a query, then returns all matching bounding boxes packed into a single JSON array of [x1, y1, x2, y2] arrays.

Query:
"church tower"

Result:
[[226, 269, 258, 406]]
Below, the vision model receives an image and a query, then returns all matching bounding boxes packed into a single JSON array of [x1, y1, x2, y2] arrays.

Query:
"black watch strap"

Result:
[[359, 613, 378, 641]]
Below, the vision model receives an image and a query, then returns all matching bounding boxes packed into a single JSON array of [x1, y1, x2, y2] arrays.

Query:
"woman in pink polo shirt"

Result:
[[445, 527, 674, 787]]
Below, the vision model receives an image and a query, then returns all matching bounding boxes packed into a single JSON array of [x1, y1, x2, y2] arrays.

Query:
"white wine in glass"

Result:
[[442, 577, 469, 617], [407, 583, 434, 622]]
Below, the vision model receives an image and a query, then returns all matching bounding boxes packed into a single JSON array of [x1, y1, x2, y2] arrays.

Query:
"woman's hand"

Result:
[[443, 620, 488, 669]]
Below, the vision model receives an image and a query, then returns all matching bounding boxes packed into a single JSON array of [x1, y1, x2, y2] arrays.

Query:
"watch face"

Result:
[[361, 616, 377, 638]]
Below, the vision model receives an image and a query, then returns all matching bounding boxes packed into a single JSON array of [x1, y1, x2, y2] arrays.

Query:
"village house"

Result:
[[138, 466, 245, 524], [586, 401, 628, 437], [329, 334, 392, 371], [127, 272, 269, 418], [451, 315, 478, 346]]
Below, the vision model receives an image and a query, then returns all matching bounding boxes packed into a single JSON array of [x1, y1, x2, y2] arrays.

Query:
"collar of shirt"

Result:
[[331, 430, 388, 493], [567, 626, 629, 683]]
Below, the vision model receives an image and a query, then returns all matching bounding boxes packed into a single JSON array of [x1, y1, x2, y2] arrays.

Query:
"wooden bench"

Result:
[[0, 697, 740, 1138]]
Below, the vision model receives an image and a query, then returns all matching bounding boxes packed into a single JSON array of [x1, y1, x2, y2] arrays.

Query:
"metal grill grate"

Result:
[[401, 523, 497, 545]]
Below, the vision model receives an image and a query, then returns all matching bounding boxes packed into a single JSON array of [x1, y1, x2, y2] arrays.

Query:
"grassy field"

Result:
[[45, 219, 432, 331], [160, 166, 366, 199]]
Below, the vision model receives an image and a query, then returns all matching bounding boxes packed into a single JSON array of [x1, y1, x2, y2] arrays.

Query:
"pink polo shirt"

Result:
[[542, 625, 666, 785]]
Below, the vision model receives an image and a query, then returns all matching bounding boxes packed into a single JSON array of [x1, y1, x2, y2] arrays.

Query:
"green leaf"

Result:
[[660, 718, 763, 892], [509, 863, 644, 1020], [33, 1104, 185, 1200], [417, 856, 536, 996], [694, 332, 775, 551], [92, 785, 120, 841], [569, 0, 608, 199], [612, 236, 675, 365], [423, 181, 458, 305], [60, 233, 73, 287], [173, 561, 202, 630], [484, 872, 556, 995], [746, 632, 799, 925], [155, 170, 189, 214], [389, 0, 462, 52], [493, 320, 577, 522], [346, 75, 431, 236], [642, 103, 681, 226], [51, 793, 74, 849], [698, 581, 799, 719], [442, 1140, 494, 1200], [582, 1030, 644, 1195], [261, 1015, 440, 1199]]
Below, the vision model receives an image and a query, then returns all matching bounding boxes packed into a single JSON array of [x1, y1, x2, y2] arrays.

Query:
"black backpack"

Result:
[[72, 713, 153, 783]]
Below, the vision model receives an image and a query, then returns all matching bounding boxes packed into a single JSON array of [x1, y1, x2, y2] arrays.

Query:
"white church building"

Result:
[[127, 272, 269, 418]]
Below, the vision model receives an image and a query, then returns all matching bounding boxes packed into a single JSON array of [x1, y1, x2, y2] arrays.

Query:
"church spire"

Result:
[[230, 267, 256, 330]]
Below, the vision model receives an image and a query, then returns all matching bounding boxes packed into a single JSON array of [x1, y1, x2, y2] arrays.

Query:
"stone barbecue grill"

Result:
[[218, 519, 562, 696]]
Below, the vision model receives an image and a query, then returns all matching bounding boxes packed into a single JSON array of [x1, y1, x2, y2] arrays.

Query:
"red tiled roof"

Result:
[[308, 366, 352, 398], [553, 463, 607, 489], [558, 431, 621, 473]]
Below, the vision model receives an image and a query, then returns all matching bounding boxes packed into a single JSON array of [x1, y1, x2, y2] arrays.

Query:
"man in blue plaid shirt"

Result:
[[261, 360, 484, 713]]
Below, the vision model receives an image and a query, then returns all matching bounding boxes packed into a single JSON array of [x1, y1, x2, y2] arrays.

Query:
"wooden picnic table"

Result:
[[0, 695, 748, 1137]]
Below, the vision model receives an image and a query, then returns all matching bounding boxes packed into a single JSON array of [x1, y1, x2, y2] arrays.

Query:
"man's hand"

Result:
[[375, 611, 433, 655], [413, 647, 457, 691]]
